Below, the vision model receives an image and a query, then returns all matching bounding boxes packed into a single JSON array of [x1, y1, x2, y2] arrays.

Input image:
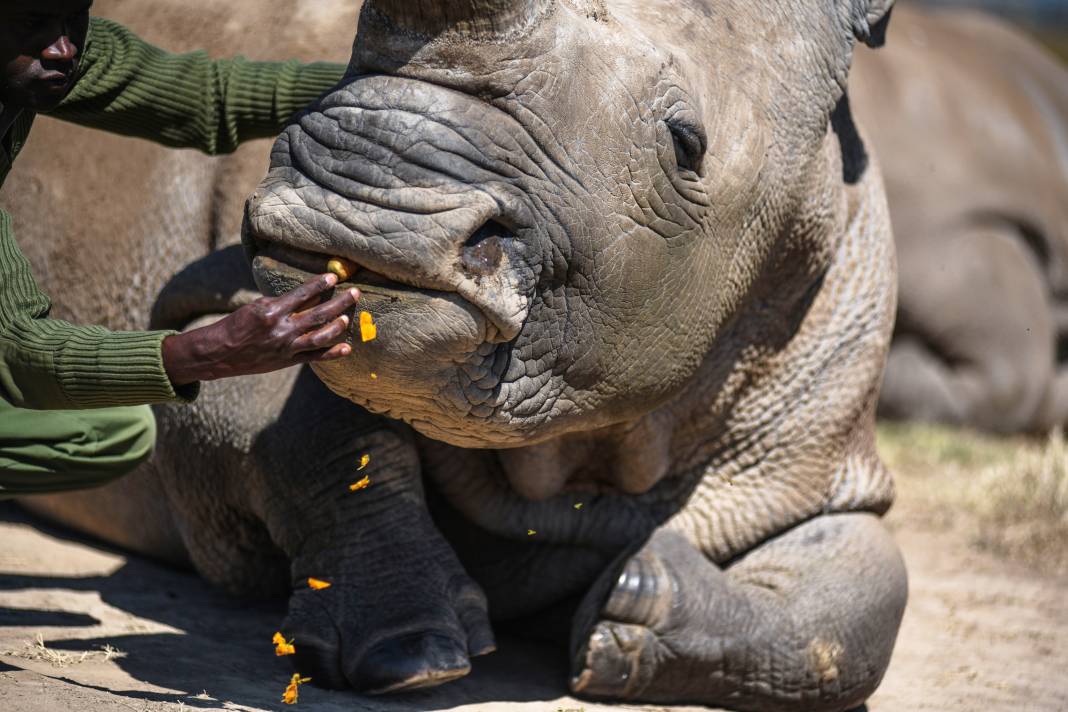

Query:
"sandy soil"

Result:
[[2, 431, 1067, 712]]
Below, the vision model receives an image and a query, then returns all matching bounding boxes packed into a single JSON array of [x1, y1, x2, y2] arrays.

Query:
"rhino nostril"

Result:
[[461, 220, 510, 276]]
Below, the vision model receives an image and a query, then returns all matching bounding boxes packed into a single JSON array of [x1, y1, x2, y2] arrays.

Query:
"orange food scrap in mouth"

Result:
[[349, 475, 371, 492], [307, 577, 332, 590], [272, 631, 296, 656], [359, 311, 377, 342], [370, 372, 378, 380], [357, 453, 370, 471], [281, 673, 312, 704]]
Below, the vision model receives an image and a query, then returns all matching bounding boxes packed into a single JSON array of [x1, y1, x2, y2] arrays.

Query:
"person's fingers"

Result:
[[294, 342, 352, 364], [290, 315, 351, 353], [275, 273, 338, 313], [290, 288, 360, 331]]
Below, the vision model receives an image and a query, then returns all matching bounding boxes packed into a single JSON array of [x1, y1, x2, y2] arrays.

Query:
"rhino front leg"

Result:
[[570, 513, 907, 712], [251, 371, 495, 694]]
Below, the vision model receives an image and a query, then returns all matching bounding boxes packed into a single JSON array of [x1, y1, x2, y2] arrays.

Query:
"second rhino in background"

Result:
[[853, 2, 1068, 433]]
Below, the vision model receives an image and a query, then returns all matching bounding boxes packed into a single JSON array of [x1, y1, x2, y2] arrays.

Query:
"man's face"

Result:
[[0, 0, 92, 112]]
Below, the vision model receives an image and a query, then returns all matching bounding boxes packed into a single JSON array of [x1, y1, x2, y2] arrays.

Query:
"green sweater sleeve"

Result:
[[0, 209, 197, 409], [0, 18, 344, 410], [48, 17, 347, 154]]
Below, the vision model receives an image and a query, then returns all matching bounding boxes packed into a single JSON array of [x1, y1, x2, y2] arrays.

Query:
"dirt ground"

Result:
[[1, 424, 1066, 712]]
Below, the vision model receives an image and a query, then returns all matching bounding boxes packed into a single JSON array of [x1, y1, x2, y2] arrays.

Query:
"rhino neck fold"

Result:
[[495, 411, 677, 501]]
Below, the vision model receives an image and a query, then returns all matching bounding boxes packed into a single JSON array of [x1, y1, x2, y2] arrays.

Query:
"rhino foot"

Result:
[[279, 518, 495, 694], [570, 516, 907, 711], [356, 632, 471, 693], [569, 533, 677, 701]]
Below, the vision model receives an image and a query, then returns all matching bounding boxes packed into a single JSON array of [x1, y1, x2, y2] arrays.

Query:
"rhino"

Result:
[[852, 3, 1068, 433], [9, 0, 908, 709]]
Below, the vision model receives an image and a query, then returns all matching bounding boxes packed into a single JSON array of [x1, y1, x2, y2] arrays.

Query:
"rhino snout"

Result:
[[242, 75, 554, 346]]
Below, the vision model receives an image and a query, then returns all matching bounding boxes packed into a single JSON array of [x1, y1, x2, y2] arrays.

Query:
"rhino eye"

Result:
[[666, 116, 706, 176]]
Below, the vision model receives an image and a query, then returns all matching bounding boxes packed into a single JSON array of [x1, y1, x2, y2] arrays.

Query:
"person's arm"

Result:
[[0, 209, 358, 410], [0, 209, 192, 409], [46, 17, 347, 155]]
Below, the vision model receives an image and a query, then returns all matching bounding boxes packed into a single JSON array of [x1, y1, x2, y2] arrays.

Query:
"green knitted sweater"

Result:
[[0, 18, 345, 410]]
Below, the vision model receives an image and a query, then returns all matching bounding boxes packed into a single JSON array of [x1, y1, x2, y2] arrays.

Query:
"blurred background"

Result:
[[858, 0, 1068, 580], [921, 0, 1066, 19], [919, 0, 1068, 57]]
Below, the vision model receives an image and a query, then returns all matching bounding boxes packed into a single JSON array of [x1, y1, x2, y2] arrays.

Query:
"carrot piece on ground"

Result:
[[272, 632, 296, 656], [281, 673, 312, 704]]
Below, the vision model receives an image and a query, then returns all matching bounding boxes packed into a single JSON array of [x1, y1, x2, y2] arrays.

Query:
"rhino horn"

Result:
[[362, 0, 549, 38]]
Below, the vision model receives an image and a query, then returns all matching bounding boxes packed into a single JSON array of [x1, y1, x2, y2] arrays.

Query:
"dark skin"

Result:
[[0, 0, 357, 387]]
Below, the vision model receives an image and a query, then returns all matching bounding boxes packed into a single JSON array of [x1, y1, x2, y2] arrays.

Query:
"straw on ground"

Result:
[[0, 632, 124, 667]]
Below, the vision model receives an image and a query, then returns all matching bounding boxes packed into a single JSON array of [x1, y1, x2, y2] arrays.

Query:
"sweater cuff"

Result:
[[56, 328, 200, 408], [227, 59, 347, 137], [280, 61, 349, 118]]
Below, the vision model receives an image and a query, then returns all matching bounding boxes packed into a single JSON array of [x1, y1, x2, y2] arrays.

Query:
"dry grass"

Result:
[[1, 632, 124, 667], [968, 430, 1068, 573], [878, 422, 1068, 576]]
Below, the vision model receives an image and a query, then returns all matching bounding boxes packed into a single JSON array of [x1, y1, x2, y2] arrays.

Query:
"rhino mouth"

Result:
[[245, 222, 526, 443], [244, 219, 518, 346], [250, 238, 420, 300]]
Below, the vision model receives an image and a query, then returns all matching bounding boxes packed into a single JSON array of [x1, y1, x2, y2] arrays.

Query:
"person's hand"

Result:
[[161, 273, 359, 386]]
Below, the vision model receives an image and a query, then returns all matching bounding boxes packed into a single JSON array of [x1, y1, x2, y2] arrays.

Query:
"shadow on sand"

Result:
[[0, 502, 570, 711]]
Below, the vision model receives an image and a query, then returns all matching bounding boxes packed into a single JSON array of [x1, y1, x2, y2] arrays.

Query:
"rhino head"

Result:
[[243, 0, 894, 451]]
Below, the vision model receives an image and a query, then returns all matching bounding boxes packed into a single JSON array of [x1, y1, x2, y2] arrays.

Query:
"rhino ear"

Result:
[[849, 0, 894, 48]]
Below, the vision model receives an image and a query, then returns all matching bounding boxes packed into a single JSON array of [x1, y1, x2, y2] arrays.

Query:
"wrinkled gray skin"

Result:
[[853, 4, 1068, 433], [10, 1, 907, 709]]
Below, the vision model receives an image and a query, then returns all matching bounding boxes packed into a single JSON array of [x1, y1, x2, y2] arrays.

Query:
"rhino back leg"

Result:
[[880, 224, 1055, 432], [17, 454, 188, 565], [570, 513, 907, 712]]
